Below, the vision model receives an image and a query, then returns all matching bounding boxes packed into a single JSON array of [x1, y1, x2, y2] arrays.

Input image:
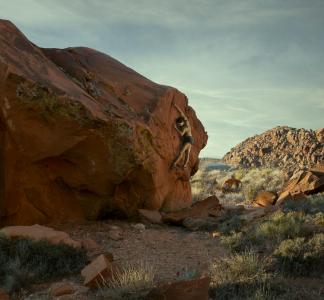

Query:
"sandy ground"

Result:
[[54, 220, 225, 283]]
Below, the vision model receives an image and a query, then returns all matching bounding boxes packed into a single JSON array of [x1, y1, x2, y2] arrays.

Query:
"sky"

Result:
[[1, 0, 324, 157]]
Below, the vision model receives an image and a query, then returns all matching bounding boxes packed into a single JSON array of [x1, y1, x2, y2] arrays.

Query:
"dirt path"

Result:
[[54, 220, 226, 283]]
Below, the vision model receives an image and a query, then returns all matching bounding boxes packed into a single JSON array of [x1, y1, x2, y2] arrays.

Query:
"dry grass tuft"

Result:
[[99, 261, 155, 300]]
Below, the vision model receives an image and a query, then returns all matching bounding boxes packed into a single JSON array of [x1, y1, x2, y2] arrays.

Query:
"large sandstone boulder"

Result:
[[0, 20, 207, 225], [277, 164, 324, 204], [253, 191, 278, 207]]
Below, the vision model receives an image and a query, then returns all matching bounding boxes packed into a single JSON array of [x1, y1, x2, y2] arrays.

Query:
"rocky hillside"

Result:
[[223, 126, 324, 173], [0, 20, 207, 226]]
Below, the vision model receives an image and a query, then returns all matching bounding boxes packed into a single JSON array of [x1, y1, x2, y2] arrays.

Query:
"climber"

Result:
[[171, 102, 194, 169]]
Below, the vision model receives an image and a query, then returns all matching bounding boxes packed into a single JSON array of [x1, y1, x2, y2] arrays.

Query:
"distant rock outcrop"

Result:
[[0, 20, 207, 225], [223, 126, 324, 173]]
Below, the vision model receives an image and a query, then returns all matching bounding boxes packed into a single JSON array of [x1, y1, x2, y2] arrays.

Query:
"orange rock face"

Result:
[[0, 20, 207, 225], [277, 164, 324, 204], [253, 191, 278, 207]]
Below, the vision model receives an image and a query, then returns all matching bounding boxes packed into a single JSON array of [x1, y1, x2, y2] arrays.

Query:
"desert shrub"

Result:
[[313, 212, 324, 226], [99, 261, 155, 300], [255, 211, 308, 243], [221, 211, 310, 253], [0, 235, 87, 293], [241, 168, 285, 202], [210, 251, 277, 299], [283, 193, 324, 214], [218, 215, 242, 235], [274, 233, 324, 277]]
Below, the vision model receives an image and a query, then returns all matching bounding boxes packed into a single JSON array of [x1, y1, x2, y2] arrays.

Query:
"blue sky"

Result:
[[1, 0, 324, 157]]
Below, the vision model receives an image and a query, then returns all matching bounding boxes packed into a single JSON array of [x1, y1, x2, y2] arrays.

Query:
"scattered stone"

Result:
[[132, 223, 146, 231], [212, 231, 221, 238], [0, 224, 81, 248], [162, 195, 223, 225], [81, 254, 117, 288], [81, 238, 103, 256], [0, 289, 9, 300], [239, 208, 267, 222], [50, 282, 75, 297], [138, 209, 162, 224], [147, 276, 210, 300], [107, 227, 123, 241], [253, 191, 278, 207], [182, 217, 218, 231]]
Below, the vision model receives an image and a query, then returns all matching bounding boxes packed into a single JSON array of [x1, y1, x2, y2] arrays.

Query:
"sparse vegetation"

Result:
[[274, 233, 324, 277], [191, 163, 285, 205], [210, 251, 277, 299], [99, 261, 155, 300], [255, 211, 308, 243], [0, 235, 87, 293]]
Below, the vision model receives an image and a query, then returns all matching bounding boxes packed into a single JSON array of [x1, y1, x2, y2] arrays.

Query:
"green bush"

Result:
[[313, 212, 324, 226], [210, 251, 276, 299], [283, 193, 324, 214], [218, 215, 242, 235], [255, 211, 308, 243], [0, 235, 87, 293], [220, 231, 258, 253], [274, 233, 324, 277], [99, 261, 155, 300]]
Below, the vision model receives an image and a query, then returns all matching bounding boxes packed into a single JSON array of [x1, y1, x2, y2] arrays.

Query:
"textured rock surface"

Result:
[[0, 224, 81, 247], [277, 164, 324, 204], [223, 126, 323, 173], [0, 20, 207, 225], [81, 254, 116, 288], [162, 195, 223, 224], [253, 191, 278, 207]]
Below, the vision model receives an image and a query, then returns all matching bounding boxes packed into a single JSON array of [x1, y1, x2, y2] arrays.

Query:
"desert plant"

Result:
[[313, 212, 324, 226], [210, 251, 274, 299], [241, 168, 285, 202], [0, 235, 87, 293], [99, 261, 155, 300], [283, 193, 324, 214], [255, 211, 308, 243], [274, 233, 324, 277]]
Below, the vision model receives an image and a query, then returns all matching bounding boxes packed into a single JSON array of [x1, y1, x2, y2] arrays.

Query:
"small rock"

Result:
[[147, 276, 210, 300], [81, 238, 103, 256], [81, 254, 117, 288], [212, 231, 221, 238], [107, 228, 123, 241], [239, 208, 266, 222], [0, 289, 9, 300], [0, 224, 81, 248], [132, 223, 146, 231], [253, 191, 278, 207], [138, 209, 162, 224], [50, 282, 75, 297]]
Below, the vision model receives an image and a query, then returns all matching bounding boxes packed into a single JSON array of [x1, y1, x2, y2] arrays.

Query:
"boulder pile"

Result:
[[223, 126, 324, 173]]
